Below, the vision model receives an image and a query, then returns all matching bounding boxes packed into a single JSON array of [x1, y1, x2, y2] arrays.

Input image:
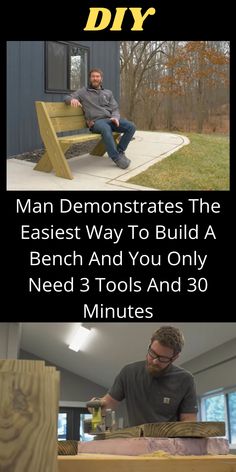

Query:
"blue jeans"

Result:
[[90, 118, 136, 161]]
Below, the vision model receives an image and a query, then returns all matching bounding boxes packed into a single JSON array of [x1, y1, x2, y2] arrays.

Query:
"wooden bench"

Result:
[[34, 101, 120, 180]]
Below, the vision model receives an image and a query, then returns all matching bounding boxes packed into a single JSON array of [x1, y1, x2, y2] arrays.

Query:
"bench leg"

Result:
[[53, 144, 73, 179], [90, 133, 120, 156], [34, 145, 73, 180], [34, 151, 53, 173]]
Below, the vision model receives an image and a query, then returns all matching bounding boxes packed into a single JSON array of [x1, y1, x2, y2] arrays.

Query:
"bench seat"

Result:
[[58, 134, 100, 144]]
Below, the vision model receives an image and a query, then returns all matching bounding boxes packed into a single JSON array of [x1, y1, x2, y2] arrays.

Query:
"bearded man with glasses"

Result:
[[89, 326, 198, 427]]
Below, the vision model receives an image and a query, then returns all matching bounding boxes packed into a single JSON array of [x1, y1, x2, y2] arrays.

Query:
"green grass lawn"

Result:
[[128, 133, 229, 190]]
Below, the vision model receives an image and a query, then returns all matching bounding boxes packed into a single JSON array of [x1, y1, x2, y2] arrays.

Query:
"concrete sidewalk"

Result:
[[7, 131, 189, 191]]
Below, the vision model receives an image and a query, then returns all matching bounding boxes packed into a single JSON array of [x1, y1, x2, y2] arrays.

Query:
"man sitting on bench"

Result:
[[64, 68, 136, 169]]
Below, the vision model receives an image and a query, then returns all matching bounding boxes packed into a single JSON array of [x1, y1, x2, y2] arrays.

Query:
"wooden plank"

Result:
[[34, 144, 72, 173], [58, 455, 236, 472], [0, 359, 45, 372], [45, 102, 85, 118], [51, 116, 86, 133], [53, 370, 60, 429], [96, 422, 225, 440], [59, 132, 119, 147], [142, 422, 226, 438], [45, 366, 57, 373], [59, 134, 100, 144], [0, 370, 59, 472], [34, 150, 53, 173], [35, 102, 73, 179], [58, 440, 78, 455]]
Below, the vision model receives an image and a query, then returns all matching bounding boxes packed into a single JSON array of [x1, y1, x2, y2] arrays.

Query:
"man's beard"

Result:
[[90, 80, 102, 89], [146, 361, 170, 377]]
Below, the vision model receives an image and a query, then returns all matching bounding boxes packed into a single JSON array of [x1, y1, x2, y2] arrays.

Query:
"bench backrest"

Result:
[[36, 101, 87, 134]]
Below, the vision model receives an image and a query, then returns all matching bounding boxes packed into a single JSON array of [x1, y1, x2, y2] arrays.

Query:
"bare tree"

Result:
[[120, 41, 167, 121], [120, 41, 229, 134]]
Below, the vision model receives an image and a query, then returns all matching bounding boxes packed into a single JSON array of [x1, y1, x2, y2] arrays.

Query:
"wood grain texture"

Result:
[[58, 454, 236, 472], [58, 440, 78, 455], [45, 102, 85, 118], [51, 116, 86, 133], [142, 422, 225, 438], [95, 422, 225, 440], [33, 151, 53, 172], [59, 134, 101, 144], [0, 359, 45, 372], [35, 102, 73, 180], [0, 361, 59, 472]]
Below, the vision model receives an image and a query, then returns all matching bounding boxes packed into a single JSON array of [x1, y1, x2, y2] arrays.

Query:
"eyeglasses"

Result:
[[147, 345, 174, 363]]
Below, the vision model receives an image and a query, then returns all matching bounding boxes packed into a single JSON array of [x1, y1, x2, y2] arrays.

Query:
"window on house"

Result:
[[57, 407, 90, 441], [80, 413, 95, 442], [228, 391, 236, 444], [70, 46, 88, 91], [58, 412, 67, 440], [46, 41, 89, 93], [47, 42, 68, 91], [200, 389, 236, 445]]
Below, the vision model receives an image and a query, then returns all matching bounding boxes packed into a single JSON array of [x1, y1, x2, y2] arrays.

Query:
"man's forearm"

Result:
[[64, 90, 81, 105], [64, 95, 72, 105]]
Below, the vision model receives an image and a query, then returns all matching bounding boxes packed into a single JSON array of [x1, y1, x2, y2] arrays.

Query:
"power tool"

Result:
[[86, 399, 104, 433]]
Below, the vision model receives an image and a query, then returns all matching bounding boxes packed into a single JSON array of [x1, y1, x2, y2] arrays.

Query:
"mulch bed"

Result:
[[10, 140, 99, 163]]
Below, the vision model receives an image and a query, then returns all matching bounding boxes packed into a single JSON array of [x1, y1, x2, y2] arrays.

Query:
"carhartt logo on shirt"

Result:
[[163, 397, 171, 404]]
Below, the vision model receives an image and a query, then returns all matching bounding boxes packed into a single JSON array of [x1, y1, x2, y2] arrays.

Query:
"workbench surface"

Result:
[[58, 453, 236, 472]]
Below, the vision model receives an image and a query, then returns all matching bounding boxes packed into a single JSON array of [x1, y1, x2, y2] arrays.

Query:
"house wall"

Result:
[[7, 41, 120, 156], [180, 338, 236, 396], [20, 348, 107, 401]]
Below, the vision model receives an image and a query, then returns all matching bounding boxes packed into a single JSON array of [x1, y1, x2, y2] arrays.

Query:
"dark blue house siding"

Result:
[[7, 41, 120, 157]]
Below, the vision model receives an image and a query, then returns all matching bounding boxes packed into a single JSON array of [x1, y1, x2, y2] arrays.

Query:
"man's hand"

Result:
[[110, 117, 119, 127], [87, 397, 103, 414], [87, 394, 119, 414], [87, 120, 95, 128], [71, 98, 82, 108], [180, 413, 197, 421]]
